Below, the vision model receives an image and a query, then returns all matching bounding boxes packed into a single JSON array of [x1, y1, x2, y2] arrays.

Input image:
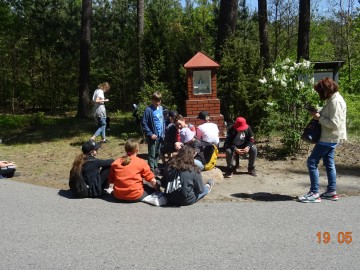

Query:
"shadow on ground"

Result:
[[58, 189, 77, 199], [231, 192, 296, 202], [58, 189, 120, 202]]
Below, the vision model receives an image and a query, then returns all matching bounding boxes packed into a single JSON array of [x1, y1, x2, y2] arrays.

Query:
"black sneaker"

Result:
[[248, 167, 258, 176], [320, 191, 339, 201], [224, 167, 234, 178]]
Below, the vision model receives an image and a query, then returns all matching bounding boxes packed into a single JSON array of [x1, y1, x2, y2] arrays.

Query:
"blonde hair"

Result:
[[151, 91, 162, 101], [121, 139, 139, 166], [98, 82, 110, 90]]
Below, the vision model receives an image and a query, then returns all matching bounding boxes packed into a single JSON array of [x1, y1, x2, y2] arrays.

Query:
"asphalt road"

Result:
[[0, 179, 359, 270]]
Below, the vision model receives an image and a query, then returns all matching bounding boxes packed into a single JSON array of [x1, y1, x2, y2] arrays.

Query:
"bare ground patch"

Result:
[[2, 137, 359, 202]]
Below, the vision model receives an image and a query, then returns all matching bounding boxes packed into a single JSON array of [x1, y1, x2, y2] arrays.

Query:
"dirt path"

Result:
[[6, 139, 360, 202], [206, 155, 360, 202]]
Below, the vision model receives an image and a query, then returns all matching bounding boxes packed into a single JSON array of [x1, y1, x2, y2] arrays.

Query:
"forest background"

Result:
[[0, 0, 359, 152]]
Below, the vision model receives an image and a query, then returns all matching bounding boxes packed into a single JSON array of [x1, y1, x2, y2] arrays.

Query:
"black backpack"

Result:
[[69, 170, 89, 198]]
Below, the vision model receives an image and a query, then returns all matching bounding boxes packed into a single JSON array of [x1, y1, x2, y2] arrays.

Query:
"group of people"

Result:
[[70, 138, 214, 206], [140, 91, 258, 177], [73, 90, 223, 206], [71, 76, 347, 205]]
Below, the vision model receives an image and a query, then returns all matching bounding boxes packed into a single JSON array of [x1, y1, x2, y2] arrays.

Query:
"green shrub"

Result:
[[259, 58, 319, 153], [343, 92, 360, 138]]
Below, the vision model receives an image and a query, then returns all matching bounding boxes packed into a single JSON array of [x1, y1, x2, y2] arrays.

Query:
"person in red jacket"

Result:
[[109, 139, 159, 202]]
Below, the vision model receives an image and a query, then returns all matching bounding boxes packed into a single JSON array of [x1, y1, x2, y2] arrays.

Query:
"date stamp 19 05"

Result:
[[317, 231, 352, 244]]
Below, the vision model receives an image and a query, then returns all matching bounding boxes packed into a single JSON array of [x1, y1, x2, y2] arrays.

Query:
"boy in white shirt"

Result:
[[196, 111, 220, 145]]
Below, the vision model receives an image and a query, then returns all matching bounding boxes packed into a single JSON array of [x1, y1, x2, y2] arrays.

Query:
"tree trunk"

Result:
[[77, 0, 92, 118], [137, 0, 145, 91], [297, 0, 310, 62], [215, 0, 238, 62], [258, 0, 270, 69]]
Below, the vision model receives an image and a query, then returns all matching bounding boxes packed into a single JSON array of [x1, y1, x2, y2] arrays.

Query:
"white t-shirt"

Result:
[[196, 122, 219, 145], [92, 89, 106, 117]]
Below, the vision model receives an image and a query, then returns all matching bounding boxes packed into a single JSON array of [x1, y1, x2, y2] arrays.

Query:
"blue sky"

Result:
[[181, 0, 360, 14]]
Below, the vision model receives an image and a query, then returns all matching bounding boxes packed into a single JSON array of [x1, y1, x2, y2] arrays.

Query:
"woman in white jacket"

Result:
[[299, 77, 347, 203]]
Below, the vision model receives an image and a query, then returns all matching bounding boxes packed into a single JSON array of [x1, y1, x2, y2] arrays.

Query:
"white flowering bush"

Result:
[[259, 58, 319, 153]]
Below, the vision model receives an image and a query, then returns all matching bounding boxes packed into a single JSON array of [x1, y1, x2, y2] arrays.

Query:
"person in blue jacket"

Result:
[[141, 91, 165, 175]]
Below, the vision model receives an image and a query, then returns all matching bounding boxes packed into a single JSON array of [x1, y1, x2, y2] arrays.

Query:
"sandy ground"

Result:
[[5, 139, 360, 203], [205, 154, 360, 202]]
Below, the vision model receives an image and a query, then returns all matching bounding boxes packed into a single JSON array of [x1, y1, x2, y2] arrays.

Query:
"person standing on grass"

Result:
[[69, 140, 114, 198], [298, 77, 347, 203], [91, 82, 110, 143], [160, 145, 214, 206], [109, 139, 159, 203], [0, 160, 16, 179], [141, 91, 165, 175]]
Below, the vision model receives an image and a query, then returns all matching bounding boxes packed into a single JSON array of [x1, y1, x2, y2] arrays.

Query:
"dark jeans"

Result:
[[147, 139, 161, 171], [226, 145, 257, 170]]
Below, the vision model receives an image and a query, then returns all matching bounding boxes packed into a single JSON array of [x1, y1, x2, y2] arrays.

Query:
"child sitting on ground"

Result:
[[109, 139, 159, 203], [161, 145, 214, 206]]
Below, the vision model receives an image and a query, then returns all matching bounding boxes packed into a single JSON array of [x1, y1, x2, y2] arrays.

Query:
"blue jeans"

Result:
[[94, 117, 106, 139], [307, 143, 337, 193], [194, 159, 204, 171], [196, 185, 210, 201]]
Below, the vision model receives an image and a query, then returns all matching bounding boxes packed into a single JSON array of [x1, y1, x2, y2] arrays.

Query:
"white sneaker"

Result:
[[103, 184, 114, 195], [298, 191, 321, 203], [206, 179, 215, 193]]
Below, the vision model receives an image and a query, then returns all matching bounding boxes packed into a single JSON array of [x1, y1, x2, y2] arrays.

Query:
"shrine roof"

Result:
[[184, 52, 220, 69]]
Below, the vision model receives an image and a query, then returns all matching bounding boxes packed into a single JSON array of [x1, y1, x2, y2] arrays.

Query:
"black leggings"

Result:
[[0, 167, 16, 178], [116, 184, 156, 203]]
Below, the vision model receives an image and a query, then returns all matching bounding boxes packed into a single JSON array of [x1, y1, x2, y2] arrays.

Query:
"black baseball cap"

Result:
[[168, 110, 178, 118], [197, 111, 209, 120], [82, 140, 101, 154]]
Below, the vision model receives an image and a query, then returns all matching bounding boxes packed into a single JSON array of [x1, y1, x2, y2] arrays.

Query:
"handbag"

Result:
[[301, 119, 321, 144]]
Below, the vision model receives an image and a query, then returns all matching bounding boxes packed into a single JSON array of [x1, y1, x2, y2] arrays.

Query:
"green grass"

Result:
[[0, 112, 142, 145], [0, 111, 145, 189], [344, 93, 360, 139]]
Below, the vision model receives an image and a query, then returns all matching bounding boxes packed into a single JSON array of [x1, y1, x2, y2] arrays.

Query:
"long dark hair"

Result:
[[168, 146, 199, 172], [70, 153, 87, 178], [314, 77, 338, 100]]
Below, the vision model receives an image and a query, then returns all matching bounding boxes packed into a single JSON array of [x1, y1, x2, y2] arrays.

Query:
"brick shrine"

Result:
[[183, 52, 225, 135]]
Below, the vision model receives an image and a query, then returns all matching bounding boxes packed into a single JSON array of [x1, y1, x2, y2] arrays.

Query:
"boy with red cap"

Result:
[[224, 117, 257, 177]]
